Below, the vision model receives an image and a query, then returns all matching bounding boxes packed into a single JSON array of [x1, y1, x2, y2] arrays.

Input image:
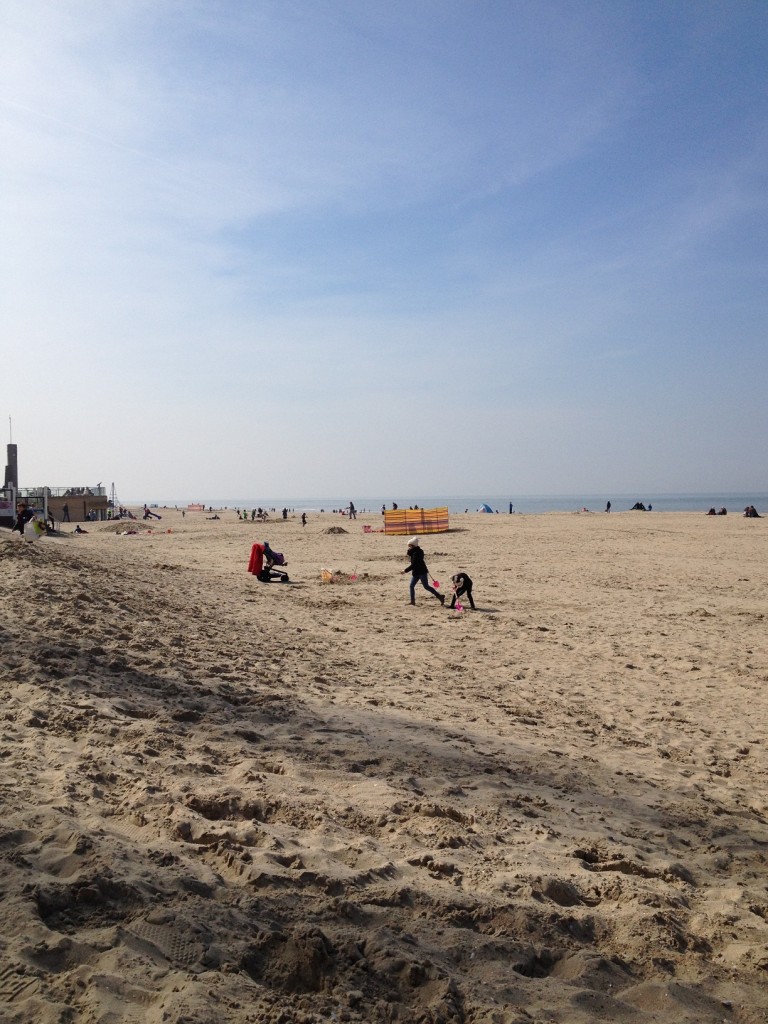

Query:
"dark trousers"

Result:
[[450, 582, 475, 609], [409, 573, 442, 602]]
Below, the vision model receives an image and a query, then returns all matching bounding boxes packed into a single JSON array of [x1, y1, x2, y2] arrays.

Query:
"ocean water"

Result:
[[159, 493, 768, 515]]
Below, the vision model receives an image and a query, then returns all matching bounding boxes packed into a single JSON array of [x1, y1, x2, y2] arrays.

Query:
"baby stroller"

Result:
[[247, 541, 289, 583]]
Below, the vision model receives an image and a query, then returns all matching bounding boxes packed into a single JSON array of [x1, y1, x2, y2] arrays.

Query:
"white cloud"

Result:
[[2, 1, 767, 498]]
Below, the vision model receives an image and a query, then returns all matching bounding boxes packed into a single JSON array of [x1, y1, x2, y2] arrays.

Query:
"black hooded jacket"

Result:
[[405, 545, 428, 576]]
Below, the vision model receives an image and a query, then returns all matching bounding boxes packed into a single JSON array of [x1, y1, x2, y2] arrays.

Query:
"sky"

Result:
[[2, 0, 767, 501]]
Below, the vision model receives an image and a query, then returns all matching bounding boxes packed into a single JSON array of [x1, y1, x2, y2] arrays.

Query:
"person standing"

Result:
[[401, 538, 444, 606], [348, 502, 356, 520], [605, 501, 611, 513], [62, 502, 71, 522]]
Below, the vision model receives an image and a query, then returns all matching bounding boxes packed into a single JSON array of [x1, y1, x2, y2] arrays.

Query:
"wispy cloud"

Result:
[[2, 1, 767, 496]]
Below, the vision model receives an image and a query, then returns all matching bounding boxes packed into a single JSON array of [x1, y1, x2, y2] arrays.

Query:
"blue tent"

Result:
[[478, 503, 493, 513]]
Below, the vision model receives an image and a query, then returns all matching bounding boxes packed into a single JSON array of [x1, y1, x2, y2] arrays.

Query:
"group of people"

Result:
[[248, 530, 476, 609], [401, 537, 475, 610], [706, 505, 761, 518], [231, 507, 293, 521]]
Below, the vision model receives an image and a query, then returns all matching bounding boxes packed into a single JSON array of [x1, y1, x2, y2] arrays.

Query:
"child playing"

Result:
[[449, 572, 475, 610]]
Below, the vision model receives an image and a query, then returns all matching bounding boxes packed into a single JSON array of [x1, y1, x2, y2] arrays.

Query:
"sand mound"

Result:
[[97, 521, 155, 533], [323, 526, 349, 534]]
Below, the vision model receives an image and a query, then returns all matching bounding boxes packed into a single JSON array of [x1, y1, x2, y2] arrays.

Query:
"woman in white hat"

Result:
[[401, 537, 445, 606]]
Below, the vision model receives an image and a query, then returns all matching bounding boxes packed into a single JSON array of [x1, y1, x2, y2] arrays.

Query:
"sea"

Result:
[[150, 493, 768, 515]]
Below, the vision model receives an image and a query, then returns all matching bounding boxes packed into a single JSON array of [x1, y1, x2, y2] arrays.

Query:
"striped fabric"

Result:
[[383, 507, 449, 536]]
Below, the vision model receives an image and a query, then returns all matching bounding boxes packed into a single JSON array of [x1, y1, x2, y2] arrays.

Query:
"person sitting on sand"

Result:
[[744, 505, 761, 518], [718, 507, 727, 515], [11, 502, 32, 537], [449, 572, 475, 610], [707, 507, 716, 515], [74, 524, 88, 534], [401, 538, 444, 607]]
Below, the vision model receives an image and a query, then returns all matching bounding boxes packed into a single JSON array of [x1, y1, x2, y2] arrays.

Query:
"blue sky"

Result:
[[2, 1, 766, 500]]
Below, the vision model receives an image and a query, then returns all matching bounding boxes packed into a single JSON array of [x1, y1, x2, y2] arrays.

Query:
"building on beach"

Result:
[[1, 442, 109, 526]]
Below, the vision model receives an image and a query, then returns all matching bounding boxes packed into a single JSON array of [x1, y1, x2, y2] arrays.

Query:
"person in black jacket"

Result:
[[401, 538, 444, 606], [449, 572, 475, 610], [11, 502, 33, 537]]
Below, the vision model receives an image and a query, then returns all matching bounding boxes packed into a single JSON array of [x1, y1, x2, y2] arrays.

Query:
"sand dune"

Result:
[[1, 509, 767, 1023]]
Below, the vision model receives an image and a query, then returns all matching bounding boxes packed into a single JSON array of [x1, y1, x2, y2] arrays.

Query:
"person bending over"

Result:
[[450, 572, 475, 610]]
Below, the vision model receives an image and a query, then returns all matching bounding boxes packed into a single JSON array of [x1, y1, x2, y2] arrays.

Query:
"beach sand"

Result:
[[1, 509, 767, 1023]]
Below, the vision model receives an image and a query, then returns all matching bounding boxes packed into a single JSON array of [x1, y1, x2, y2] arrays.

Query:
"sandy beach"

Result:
[[1, 508, 767, 1023]]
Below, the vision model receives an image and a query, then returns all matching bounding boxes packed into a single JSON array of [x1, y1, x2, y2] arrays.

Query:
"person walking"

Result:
[[401, 537, 444, 606]]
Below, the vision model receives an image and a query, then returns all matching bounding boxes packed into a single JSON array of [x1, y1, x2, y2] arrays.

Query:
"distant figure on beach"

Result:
[[707, 507, 716, 515], [392, 502, 398, 510], [631, 502, 647, 511], [282, 507, 288, 520], [718, 507, 727, 515], [509, 502, 514, 514], [301, 512, 307, 527], [74, 524, 88, 534], [450, 572, 475, 610], [744, 505, 761, 518], [206, 514, 220, 520], [605, 501, 611, 513], [143, 505, 162, 520], [348, 502, 356, 520], [381, 505, 386, 515], [401, 538, 444, 607], [62, 502, 70, 522]]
